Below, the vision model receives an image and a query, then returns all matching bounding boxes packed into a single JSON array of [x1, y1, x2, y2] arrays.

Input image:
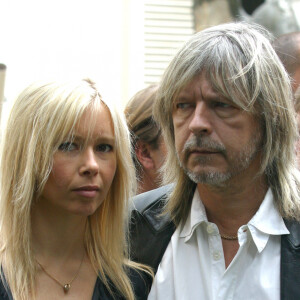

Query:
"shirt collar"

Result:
[[247, 188, 289, 252], [179, 188, 290, 250], [179, 189, 207, 241]]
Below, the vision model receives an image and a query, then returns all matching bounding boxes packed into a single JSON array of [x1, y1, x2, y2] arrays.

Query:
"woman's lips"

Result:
[[73, 186, 99, 198]]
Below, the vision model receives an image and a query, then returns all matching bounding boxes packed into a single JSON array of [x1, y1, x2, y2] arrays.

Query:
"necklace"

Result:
[[220, 233, 238, 240], [37, 251, 85, 294]]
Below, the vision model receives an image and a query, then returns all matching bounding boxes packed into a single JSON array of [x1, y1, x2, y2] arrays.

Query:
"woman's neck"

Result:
[[31, 203, 87, 260]]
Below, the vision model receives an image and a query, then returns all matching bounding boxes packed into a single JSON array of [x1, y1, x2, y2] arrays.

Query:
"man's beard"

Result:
[[177, 133, 262, 186]]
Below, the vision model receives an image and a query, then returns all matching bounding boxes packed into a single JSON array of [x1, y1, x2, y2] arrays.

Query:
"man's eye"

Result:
[[213, 100, 239, 118], [58, 142, 77, 151], [97, 144, 113, 153], [176, 103, 192, 110], [214, 101, 231, 108]]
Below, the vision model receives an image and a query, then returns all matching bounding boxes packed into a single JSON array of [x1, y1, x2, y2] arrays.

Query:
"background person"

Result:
[[273, 31, 300, 93], [125, 85, 167, 194], [273, 32, 300, 168], [0, 79, 150, 300], [295, 86, 300, 167], [130, 23, 300, 300]]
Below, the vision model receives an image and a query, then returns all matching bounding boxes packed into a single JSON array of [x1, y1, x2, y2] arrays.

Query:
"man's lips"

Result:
[[73, 186, 100, 198], [189, 149, 219, 154]]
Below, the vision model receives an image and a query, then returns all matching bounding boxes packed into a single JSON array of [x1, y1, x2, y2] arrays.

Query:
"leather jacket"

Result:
[[130, 185, 300, 300]]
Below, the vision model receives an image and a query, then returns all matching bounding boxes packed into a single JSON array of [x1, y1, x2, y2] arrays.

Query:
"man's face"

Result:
[[172, 73, 263, 186]]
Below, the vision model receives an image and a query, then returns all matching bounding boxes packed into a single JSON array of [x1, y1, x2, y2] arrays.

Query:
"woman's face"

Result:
[[39, 105, 117, 216]]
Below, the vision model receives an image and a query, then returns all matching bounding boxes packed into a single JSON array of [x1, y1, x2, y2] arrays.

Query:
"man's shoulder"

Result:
[[281, 219, 300, 300], [132, 184, 174, 214], [283, 218, 300, 248]]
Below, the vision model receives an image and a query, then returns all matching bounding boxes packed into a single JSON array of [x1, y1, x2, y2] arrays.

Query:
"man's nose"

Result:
[[188, 102, 212, 135], [79, 148, 99, 176]]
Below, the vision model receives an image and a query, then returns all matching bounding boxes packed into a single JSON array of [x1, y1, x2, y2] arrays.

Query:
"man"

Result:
[[130, 23, 300, 300], [273, 31, 300, 93]]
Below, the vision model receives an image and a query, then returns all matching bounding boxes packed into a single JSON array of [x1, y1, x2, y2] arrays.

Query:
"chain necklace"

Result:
[[220, 233, 238, 240], [37, 251, 85, 294]]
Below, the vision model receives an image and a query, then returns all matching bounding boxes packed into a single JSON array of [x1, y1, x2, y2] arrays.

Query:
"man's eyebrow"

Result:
[[175, 96, 190, 102], [175, 91, 194, 100]]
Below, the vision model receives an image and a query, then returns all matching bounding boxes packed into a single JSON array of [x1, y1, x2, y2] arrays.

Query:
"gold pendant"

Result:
[[63, 284, 71, 293]]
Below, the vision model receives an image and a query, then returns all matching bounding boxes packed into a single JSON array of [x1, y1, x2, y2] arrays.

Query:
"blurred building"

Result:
[[193, 0, 300, 36]]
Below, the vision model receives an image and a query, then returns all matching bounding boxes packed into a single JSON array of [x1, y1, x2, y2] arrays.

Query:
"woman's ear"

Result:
[[135, 140, 155, 170]]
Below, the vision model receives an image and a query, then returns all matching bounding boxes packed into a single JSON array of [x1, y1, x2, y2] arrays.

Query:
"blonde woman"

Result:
[[0, 79, 151, 299]]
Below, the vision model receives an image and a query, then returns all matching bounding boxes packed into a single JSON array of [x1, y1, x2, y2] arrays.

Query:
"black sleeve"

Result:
[[0, 279, 12, 300], [128, 267, 153, 300]]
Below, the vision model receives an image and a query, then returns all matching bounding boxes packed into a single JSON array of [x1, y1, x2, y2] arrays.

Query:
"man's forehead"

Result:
[[176, 74, 220, 99]]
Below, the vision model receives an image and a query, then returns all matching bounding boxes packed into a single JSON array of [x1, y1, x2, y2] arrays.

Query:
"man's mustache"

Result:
[[183, 136, 226, 160]]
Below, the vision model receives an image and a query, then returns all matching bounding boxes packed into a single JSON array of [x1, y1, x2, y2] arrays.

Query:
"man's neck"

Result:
[[197, 174, 268, 234]]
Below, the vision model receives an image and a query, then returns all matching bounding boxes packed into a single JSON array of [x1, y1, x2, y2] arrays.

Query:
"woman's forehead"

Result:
[[71, 105, 115, 140]]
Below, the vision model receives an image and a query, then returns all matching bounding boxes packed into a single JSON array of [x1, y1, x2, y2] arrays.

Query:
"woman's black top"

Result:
[[0, 267, 151, 300]]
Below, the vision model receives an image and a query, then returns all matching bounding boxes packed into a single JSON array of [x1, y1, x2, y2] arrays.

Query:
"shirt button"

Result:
[[213, 251, 221, 261], [207, 224, 215, 234]]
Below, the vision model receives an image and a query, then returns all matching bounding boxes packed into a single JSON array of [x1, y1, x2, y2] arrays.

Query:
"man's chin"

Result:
[[185, 169, 231, 186]]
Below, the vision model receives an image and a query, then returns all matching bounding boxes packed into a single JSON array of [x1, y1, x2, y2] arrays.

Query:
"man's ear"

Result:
[[135, 140, 155, 170]]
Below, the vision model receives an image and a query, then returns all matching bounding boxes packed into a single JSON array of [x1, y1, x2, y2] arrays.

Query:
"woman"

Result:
[[0, 79, 150, 299], [125, 85, 167, 194]]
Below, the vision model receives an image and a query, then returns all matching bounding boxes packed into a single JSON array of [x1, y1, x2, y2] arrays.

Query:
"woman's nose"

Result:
[[79, 148, 99, 176]]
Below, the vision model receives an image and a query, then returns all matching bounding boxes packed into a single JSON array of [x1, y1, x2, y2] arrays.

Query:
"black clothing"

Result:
[[0, 267, 149, 300]]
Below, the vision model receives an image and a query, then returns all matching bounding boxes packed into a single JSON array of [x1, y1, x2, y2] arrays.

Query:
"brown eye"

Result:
[[96, 144, 113, 153]]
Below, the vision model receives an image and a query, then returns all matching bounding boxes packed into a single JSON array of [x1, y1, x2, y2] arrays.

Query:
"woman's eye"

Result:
[[97, 144, 113, 153], [58, 142, 77, 151]]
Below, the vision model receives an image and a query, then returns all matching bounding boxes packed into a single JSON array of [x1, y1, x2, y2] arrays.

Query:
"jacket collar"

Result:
[[280, 219, 300, 300], [283, 218, 300, 247]]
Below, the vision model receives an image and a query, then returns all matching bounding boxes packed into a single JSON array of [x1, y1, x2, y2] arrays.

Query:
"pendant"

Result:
[[63, 284, 71, 293]]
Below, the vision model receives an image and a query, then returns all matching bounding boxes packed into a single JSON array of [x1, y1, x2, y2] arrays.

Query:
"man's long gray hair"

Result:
[[153, 22, 300, 225]]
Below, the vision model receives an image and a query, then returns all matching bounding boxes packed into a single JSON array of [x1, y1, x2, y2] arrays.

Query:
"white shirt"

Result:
[[148, 189, 289, 300]]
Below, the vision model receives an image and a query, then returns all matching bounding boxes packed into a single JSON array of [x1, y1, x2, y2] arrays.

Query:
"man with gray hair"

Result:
[[130, 22, 300, 300]]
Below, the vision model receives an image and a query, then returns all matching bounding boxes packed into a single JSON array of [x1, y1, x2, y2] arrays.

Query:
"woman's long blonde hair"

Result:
[[0, 79, 142, 299]]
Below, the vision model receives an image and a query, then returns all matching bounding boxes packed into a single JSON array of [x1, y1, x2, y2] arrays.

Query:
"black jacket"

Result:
[[130, 185, 300, 300]]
